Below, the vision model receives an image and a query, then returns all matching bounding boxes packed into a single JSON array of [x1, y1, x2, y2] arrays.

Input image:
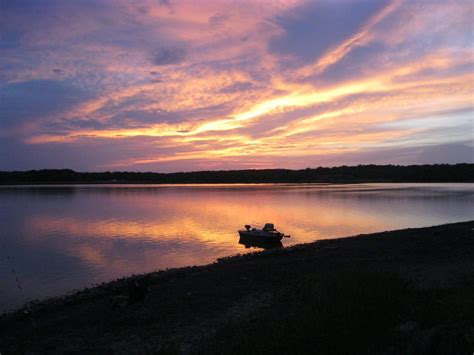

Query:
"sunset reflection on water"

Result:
[[1, 183, 472, 311]]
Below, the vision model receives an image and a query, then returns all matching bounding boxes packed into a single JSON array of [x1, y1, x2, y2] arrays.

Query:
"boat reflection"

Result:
[[238, 237, 283, 250]]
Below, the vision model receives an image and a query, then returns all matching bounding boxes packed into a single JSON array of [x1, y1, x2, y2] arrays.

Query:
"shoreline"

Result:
[[2, 180, 474, 186], [1, 221, 473, 353]]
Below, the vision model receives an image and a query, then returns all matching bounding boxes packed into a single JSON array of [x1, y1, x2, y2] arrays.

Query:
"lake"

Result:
[[1, 183, 473, 312]]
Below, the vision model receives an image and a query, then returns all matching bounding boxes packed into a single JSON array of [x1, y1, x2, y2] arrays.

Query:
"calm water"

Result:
[[1, 183, 473, 311]]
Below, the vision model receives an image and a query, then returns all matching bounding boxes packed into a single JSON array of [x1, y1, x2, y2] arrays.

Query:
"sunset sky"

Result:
[[1, 0, 473, 172]]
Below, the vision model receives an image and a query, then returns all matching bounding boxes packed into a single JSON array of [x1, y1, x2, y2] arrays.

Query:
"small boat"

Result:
[[238, 223, 290, 243]]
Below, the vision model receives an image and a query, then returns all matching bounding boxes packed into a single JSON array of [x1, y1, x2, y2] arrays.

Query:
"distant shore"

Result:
[[1, 164, 473, 185], [1, 221, 473, 353]]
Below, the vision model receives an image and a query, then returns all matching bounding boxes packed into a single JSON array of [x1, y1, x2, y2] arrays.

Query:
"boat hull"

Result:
[[238, 230, 283, 243]]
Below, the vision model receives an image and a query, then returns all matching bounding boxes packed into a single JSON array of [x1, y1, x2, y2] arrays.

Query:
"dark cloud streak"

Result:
[[0, 80, 91, 129], [151, 47, 186, 66], [269, 0, 390, 67]]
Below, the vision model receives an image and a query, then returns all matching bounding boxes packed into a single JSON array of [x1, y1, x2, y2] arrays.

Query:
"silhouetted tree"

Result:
[[0, 164, 472, 184]]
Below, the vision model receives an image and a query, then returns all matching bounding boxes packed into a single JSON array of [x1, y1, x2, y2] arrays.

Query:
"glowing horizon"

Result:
[[1, 0, 473, 172]]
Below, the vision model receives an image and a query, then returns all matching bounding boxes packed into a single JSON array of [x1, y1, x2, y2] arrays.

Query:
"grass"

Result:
[[193, 272, 474, 355]]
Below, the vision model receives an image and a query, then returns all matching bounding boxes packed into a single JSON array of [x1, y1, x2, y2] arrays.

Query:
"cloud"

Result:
[[151, 47, 187, 66], [0, 79, 91, 129], [159, 0, 174, 14], [148, 71, 168, 82], [208, 13, 229, 27], [0, 0, 472, 171], [219, 81, 255, 93], [418, 143, 474, 164], [269, 0, 391, 67]]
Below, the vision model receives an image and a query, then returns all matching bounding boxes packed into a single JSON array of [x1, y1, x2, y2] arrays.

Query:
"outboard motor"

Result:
[[263, 223, 275, 231]]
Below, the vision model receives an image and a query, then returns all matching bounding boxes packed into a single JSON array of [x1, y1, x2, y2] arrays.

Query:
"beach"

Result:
[[1, 221, 473, 353]]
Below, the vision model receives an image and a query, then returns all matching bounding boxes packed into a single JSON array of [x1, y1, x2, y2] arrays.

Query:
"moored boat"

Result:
[[238, 223, 290, 243]]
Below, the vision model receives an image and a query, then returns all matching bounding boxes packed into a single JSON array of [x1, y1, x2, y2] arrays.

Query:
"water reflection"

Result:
[[239, 237, 283, 250], [0, 183, 472, 311]]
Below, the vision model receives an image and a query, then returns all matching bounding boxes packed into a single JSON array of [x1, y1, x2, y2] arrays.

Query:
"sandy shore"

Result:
[[1, 221, 473, 353]]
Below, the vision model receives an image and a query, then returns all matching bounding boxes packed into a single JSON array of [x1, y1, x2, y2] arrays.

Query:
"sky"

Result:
[[0, 0, 473, 172]]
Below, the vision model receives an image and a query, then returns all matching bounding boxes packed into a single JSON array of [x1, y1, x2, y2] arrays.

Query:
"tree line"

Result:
[[0, 164, 472, 184]]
